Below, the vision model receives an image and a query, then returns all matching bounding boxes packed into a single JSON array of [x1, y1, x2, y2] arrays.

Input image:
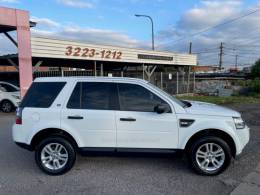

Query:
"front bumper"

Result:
[[13, 100, 21, 107], [235, 125, 250, 156]]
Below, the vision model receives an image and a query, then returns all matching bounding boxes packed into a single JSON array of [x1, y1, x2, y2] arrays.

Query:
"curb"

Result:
[[230, 164, 260, 195]]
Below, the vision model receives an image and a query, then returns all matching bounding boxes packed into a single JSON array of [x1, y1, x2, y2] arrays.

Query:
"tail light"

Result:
[[15, 107, 23, 125]]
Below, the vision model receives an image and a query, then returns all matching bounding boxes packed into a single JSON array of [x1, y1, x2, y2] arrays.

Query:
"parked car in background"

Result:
[[0, 81, 20, 113], [12, 77, 250, 176]]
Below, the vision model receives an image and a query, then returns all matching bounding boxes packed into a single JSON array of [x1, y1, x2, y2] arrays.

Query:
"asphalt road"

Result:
[[0, 104, 260, 195]]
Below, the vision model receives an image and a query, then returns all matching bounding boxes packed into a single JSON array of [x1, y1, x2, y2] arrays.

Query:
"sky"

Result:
[[1, 0, 260, 68]]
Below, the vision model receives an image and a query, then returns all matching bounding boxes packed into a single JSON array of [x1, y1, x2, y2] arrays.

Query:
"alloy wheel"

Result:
[[2, 101, 12, 112], [195, 143, 225, 172], [41, 143, 69, 170]]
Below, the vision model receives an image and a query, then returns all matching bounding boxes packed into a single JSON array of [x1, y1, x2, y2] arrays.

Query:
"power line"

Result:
[[224, 47, 260, 51], [195, 51, 219, 54], [224, 50, 260, 55], [224, 25, 260, 42], [225, 42, 260, 48], [225, 34, 260, 48], [159, 7, 260, 47]]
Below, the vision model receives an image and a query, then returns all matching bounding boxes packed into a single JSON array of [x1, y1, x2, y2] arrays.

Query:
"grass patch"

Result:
[[176, 95, 260, 105]]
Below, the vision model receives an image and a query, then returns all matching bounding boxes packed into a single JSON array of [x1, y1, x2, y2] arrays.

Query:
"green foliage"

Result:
[[177, 95, 260, 105], [252, 59, 260, 79], [236, 80, 245, 87], [235, 79, 260, 94], [249, 80, 260, 93]]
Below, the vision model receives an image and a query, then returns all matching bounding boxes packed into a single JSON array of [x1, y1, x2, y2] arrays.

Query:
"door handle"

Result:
[[120, 118, 136, 122], [67, 115, 84, 120]]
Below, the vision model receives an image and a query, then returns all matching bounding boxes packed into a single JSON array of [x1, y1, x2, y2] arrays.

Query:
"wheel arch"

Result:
[[184, 129, 236, 157], [0, 99, 15, 107], [30, 128, 79, 150]]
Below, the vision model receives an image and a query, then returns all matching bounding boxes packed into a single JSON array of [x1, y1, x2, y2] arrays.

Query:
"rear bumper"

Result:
[[12, 124, 28, 144], [15, 142, 33, 151], [12, 124, 32, 151]]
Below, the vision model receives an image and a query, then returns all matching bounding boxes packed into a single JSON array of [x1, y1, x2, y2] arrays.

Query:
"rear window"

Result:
[[67, 82, 118, 110], [20, 82, 66, 108]]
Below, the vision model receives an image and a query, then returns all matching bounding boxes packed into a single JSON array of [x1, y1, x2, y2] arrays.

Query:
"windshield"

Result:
[[147, 83, 186, 107], [0, 83, 19, 92]]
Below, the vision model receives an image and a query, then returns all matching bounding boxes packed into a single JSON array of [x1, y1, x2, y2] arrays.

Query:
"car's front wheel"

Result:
[[35, 136, 76, 175], [1, 100, 13, 113], [188, 136, 232, 176]]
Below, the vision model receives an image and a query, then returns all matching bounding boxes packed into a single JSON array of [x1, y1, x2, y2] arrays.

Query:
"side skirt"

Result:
[[78, 147, 183, 156]]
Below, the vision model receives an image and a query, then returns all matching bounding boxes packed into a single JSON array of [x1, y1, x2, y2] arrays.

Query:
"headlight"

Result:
[[233, 117, 245, 129], [12, 95, 20, 99]]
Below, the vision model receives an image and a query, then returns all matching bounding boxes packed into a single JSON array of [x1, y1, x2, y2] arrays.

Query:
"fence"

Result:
[[34, 70, 195, 95]]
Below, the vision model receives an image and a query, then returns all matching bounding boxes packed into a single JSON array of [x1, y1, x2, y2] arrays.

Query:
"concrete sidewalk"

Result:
[[231, 164, 260, 195]]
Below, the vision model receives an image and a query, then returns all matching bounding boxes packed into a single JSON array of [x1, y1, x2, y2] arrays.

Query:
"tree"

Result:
[[252, 59, 260, 79]]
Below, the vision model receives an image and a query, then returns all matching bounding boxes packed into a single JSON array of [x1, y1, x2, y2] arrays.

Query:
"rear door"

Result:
[[115, 83, 179, 149], [19, 82, 66, 142], [61, 81, 118, 148]]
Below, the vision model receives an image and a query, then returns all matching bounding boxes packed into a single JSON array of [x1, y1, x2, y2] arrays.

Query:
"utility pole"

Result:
[[187, 42, 192, 93], [189, 42, 192, 54], [219, 42, 224, 70], [235, 55, 238, 69]]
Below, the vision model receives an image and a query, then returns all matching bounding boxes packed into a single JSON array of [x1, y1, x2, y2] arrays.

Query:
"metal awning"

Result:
[[0, 21, 36, 33], [0, 53, 145, 70]]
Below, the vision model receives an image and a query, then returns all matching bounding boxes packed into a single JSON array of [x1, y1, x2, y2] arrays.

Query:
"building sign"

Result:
[[138, 54, 173, 61], [65, 46, 123, 60], [31, 37, 197, 66]]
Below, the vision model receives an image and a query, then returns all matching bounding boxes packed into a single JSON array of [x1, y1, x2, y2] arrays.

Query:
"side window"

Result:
[[20, 82, 66, 108], [118, 83, 169, 112], [67, 82, 118, 110], [67, 83, 81, 109]]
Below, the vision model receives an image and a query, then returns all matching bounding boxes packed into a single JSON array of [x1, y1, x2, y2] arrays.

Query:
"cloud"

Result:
[[157, 0, 260, 67], [31, 25, 148, 49], [178, 0, 241, 32], [56, 0, 94, 8], [0, 13, 149, 56], [128, 0, 164, 3], [30, 17, 60, 29], [29, 18, 149, 49], [0, 33, 17, 56], [0, 0, 18, 3]]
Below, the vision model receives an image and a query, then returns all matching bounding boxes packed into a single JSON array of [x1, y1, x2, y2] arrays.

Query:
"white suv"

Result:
[[0, 81, 20, 113], [12, 77, 250, 176]]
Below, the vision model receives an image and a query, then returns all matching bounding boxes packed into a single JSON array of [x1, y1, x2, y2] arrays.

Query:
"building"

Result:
[[192, 65, 219, 73], [0, 6, 197, 96]]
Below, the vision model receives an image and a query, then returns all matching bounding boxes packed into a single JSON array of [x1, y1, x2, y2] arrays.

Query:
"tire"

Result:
[[35, 136, 76, 176], [1, 100, 13, 113], [187, 136, 232, 176]]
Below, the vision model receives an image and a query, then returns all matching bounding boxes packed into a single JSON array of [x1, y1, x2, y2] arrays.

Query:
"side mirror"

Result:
[[154, 104, 170, 114]]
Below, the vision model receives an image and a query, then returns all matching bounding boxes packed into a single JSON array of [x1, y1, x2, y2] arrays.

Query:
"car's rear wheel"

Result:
[[1, 100, 13, 113], [188, 136, 232, 176], [35, 136, 76, 175]]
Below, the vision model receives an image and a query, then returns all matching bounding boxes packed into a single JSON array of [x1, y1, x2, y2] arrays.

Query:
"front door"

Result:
[[115, 83, 179, 149], [61, 81, 118, 148]]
